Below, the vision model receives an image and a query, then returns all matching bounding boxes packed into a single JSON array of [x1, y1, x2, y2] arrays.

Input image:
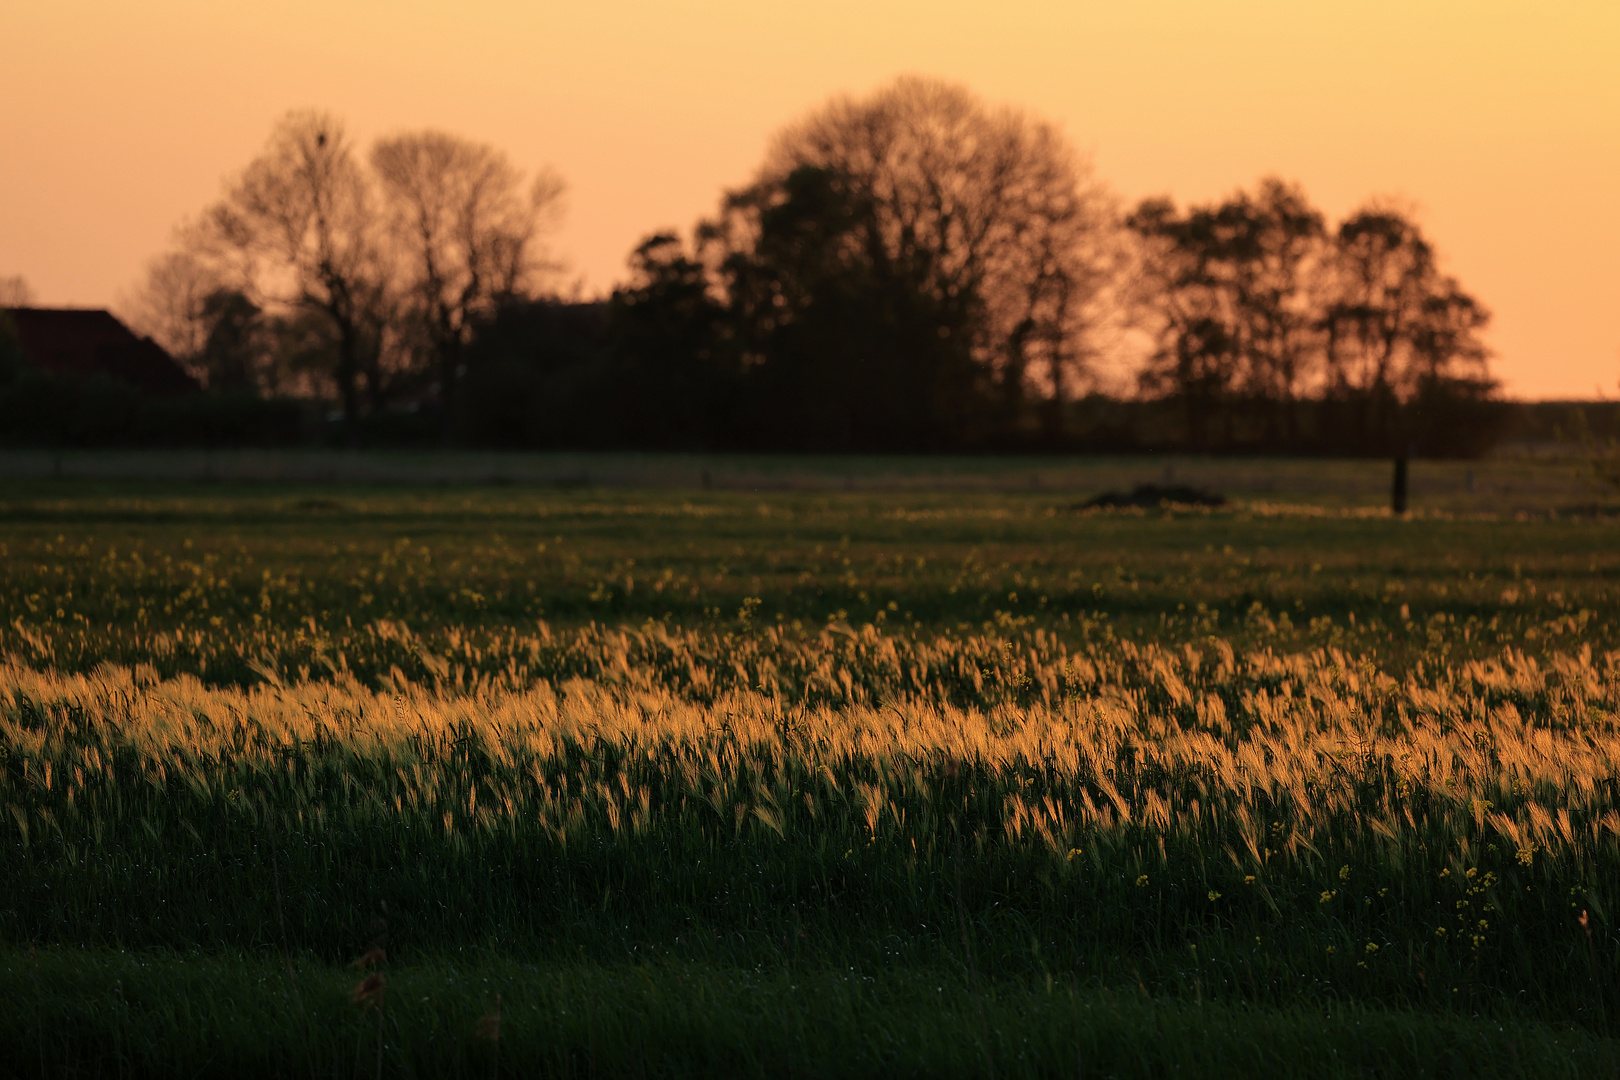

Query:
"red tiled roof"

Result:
[[8, 308, 199, 396]]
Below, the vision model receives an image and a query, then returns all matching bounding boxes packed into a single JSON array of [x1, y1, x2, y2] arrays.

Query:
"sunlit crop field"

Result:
[[2, 476, 1617, 1077]]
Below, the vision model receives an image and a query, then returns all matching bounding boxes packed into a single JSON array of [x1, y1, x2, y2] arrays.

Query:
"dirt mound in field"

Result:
[[1077, 483, 1227, 510]]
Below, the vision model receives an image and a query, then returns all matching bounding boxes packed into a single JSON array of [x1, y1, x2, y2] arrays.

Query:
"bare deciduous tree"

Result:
[[205, 110, 391, 435], [120, 112, 566, 432], [117, 248, 221, 368], [371, 131, 564, 431]]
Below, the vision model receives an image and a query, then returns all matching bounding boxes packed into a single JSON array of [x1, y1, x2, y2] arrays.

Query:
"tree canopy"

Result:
[[1128, 183, 1496, 454], [645, 77, 1123, 450], [121, 112, 565, 438]]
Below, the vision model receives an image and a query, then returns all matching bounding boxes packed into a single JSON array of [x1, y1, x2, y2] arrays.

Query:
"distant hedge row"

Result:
[[0, 359, 1608, 457], [0, 371, 308, 448]]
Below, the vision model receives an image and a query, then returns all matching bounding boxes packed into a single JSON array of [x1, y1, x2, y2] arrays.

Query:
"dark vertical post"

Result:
[[1391, 455, 1409, 516]]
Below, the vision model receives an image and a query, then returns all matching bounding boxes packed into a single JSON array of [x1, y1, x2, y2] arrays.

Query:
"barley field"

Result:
[[2, 472, 1617, 1077]]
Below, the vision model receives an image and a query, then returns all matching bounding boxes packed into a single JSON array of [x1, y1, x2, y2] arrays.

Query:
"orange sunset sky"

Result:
[[3, 1, 1616, 399]]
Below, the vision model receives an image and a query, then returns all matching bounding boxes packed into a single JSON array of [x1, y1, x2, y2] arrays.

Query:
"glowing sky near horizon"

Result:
[[2, 1, 1616, 399]]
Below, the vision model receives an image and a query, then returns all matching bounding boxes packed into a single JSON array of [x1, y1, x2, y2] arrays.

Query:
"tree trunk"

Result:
[[336, 326, 363, 447]]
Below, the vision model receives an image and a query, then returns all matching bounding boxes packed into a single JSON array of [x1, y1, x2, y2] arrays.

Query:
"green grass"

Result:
[[7, 948, 1616, 1079], [2, 468, 1618, 1076], [0, 448, 1606, 512], [1, 477, 1616, 677]]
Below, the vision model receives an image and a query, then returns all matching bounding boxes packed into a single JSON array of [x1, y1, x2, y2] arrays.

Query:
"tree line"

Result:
[[103, 77, 1499, 455]]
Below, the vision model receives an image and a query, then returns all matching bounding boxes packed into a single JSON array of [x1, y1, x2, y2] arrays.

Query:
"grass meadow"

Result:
[[2, 460, 1618, 1077]]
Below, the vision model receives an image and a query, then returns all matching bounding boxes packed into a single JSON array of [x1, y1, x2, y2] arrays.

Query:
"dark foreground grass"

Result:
[[6, 947, 1615, 1079]]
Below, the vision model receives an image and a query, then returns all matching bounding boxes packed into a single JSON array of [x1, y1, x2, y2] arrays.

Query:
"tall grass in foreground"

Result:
[[3, 628, 1616, 1032]]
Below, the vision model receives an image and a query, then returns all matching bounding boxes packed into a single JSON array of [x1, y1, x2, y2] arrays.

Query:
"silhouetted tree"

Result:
[[118, 251, 219, 369], [1128, 198, 1237, 449], [1320, 206, 1494, 453], [690, 77, 1118, 448], [713, 165, 966, 448], [189, 111, 393, 437], [123, 114, 567, 440], [605, 233, 732, 447], [371, 131, 565, 436], [1127, 179, 1326, 450], [456, 300, 612, 447], [1227, 182, 1326, 444], [220, 114, 387, 430], [260, 307, 342, 400], [0, 276, 34, 308], [196, 289, 265, 393]]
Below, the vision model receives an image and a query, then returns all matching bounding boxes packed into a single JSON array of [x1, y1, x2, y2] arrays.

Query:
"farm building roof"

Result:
[[6, 307, 198, 396]]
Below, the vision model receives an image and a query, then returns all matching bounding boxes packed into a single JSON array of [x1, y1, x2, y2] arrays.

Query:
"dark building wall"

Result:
[[9, 308, 199, 396]]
